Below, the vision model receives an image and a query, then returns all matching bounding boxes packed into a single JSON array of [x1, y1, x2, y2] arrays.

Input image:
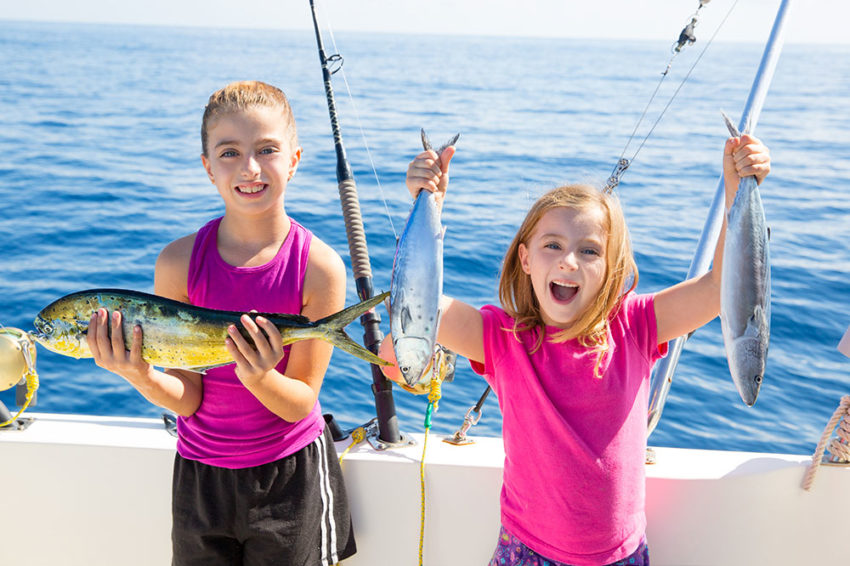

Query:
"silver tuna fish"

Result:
[[390, 129, 458, 386], [720, 112, 771, 406]]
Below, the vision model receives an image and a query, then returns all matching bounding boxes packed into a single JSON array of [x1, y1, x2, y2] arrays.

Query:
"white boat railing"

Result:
[[1, 411, 849, 566]]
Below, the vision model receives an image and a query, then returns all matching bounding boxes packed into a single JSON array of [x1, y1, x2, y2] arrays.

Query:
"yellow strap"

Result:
[[418, 424, 431, 565], [418, 364, 445, 566], [0, 368, 39, 428], [337, 426, 366, 467]]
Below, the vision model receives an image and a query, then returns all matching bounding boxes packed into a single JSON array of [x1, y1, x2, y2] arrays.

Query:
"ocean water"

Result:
[[1, 20, 848, 455]]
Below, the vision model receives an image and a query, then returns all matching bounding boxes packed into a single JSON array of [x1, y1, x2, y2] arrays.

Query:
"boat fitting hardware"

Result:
[[359, 417, 416, 451], [444, 405, 482, 446]]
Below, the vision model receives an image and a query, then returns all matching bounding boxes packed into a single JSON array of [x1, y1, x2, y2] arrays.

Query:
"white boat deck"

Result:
[[1, 413, 847, 565]]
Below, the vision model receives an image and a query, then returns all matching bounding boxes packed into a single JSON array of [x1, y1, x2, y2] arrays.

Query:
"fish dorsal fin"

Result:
[[177, 361, 233, 374], [260, 311, 311, 325]]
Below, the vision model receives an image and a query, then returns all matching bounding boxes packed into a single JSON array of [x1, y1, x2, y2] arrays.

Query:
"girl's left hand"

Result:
[[723, 134, 771, 188], [226, 314, 284, 385]]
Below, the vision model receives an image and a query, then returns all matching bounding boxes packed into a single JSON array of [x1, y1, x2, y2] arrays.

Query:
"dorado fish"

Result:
[[720, 112, 770, 406], [31, 288, 390, 370], [390, 129, 458, 387]]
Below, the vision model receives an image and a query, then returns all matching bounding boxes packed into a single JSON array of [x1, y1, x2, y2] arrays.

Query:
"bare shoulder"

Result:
[[154, 233, 196, 303], [305, 236, 346, 290], [303, 235, 346, 316]]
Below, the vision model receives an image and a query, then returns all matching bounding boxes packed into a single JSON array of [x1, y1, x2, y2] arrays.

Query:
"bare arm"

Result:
[[654, 134, 770, 345], [226, 237, 346, 422]]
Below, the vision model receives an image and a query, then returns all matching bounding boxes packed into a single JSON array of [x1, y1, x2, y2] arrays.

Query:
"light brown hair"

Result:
[[201, 80, 298, 157], [498, 183, 638, 377]]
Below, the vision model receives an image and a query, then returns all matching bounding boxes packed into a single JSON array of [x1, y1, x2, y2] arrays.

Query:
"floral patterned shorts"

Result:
[[488, 525, 649, 566]]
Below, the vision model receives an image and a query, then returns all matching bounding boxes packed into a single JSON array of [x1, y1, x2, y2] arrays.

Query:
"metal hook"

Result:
[[604, 158, 631, 194]]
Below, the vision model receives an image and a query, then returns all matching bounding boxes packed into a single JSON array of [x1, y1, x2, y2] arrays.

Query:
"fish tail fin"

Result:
[[316, 291, 392, 367], [421, 128, 460, 155]]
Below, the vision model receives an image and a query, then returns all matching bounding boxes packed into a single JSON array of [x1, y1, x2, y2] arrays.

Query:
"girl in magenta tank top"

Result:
[[86, 81, 356, 565]]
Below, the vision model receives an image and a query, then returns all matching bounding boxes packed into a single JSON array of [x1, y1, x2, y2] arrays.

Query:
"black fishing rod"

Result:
[[308, 0, 401, 445]]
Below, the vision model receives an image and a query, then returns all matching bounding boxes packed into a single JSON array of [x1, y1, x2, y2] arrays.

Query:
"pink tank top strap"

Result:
[[187, 217, 312, 314]]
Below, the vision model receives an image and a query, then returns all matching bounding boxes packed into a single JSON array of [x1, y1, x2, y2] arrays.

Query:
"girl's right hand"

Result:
[[87, 308, 152, 384], [405, 145, 456, 206]]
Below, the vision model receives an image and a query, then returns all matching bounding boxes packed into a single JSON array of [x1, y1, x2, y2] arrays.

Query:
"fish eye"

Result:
[[754, 375, 762, 384], [401, 366, 411, 373], [41, 323, 54, 334]]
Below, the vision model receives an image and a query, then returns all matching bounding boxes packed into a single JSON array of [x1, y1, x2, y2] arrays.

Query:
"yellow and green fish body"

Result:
[[32, 288, 390, 371]]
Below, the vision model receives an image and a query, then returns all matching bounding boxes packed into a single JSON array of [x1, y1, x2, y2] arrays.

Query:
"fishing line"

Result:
[[605, 0, 741, 193], [317, 1, 398, 240]]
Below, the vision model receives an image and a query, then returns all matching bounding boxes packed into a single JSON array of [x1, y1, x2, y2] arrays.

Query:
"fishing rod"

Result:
[[308, 0, 402, 446], [647, 0, 793, 436]]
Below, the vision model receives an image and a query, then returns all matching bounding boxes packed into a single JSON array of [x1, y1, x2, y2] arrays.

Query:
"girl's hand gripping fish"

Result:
[[389, 130, 458, 387]]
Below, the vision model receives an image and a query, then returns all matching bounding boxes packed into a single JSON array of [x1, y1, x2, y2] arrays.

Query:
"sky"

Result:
[[1, 0, 844, 45]]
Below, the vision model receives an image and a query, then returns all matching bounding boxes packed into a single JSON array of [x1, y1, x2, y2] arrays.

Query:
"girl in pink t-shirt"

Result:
[[382, 134, 770, 565]]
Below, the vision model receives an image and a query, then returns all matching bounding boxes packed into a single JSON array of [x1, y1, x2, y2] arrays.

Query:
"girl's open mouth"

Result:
[[550, 281, 578, 302]]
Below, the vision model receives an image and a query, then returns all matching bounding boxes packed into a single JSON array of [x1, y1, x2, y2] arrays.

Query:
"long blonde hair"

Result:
[[498, 184, 638, 377], [201, 80, 297, 157]]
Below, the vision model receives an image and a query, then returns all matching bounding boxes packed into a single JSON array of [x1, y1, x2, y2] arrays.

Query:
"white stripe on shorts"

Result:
[[316, 431, 338, 566]]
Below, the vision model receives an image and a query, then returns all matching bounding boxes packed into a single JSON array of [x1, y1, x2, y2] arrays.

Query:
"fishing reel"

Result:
[[0, 327, 39, 428], [0, 328, 35, 391]]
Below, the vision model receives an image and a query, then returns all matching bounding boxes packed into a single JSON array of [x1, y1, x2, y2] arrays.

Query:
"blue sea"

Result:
[[1, 20, 848, 455]]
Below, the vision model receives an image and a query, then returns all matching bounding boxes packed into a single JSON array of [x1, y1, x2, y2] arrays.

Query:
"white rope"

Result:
[[802, 395, 850, 491]]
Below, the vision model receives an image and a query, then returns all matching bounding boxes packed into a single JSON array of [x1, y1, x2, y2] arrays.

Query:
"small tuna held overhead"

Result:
[[31, 288, 390, 371], [390, 129, 458, 387], [720, 112, 771, 406]]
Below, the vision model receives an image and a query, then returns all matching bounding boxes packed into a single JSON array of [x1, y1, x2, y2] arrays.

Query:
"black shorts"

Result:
[[172, 426, 356, 566]]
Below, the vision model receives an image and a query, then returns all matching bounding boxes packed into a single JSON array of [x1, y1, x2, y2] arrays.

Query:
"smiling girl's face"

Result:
[[201, 105, 301, 218], [518, 205, 608, 329]]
